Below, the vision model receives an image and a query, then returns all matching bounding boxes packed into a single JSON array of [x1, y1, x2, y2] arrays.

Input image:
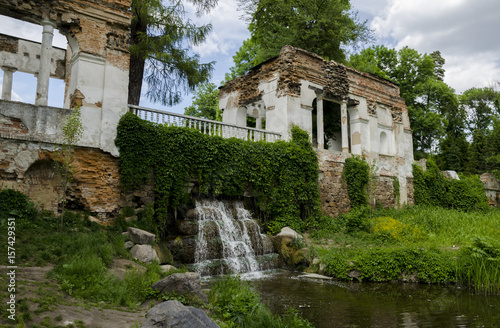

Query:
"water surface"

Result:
[[252, 272, 500, 327]]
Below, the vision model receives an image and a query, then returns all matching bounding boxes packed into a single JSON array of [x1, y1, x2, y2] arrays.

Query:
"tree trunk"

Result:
[[128, 15, 147, 106]]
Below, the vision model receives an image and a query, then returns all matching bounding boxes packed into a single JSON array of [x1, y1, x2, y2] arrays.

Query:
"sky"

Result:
[[1, 0, 499, 114]]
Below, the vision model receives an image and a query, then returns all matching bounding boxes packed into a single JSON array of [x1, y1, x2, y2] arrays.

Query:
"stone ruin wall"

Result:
[[317, 150, 413, 217]]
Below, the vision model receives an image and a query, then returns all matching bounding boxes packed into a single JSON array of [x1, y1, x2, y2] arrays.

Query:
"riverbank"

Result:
[[301, 206, 500, 293]]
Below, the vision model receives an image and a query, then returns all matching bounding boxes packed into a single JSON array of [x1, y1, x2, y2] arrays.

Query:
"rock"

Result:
[[276, 227, 303, 241], [124, 241, 134, 249], [161, 265, 177, 273], [88, 216, 99, 223], [108, 258, 146, 281], [125, 216, 138, 222], [176, 219, 199, 235], [347, 269, 361, 280], [128, 227, 156, 245], [442, 170, 460, 180], [130, 244, 159, 264], [151, 272, 208, 303], [152, 243, 174, 264], [297, 273, 332, 280], [141, 300, 219, 328]]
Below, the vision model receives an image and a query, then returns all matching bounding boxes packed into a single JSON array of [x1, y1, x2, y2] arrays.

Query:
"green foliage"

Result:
[[349, 46, 455, 158], [342, 206, 370, 234], [116, 114, 321, 234], [412, 160, 489, 211], [225, 38, 262, 80], [342, 155, 370, 208], [184, 82, 221, 120], [244, 0, 372, 64], [321, 247, 455, 283], [54, 105, 84, 229], [457, 237, 500, 294], [371, 216, 424, 243], [0, 189, 38, 222], [209, 275, 314, 328], [128, 0, 217, 106]]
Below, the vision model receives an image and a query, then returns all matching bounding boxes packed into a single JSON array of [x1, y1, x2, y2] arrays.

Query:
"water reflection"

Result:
[[252, 272, 500, 328]]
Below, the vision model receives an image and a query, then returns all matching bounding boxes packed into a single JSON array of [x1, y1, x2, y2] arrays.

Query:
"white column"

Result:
[[341, 101, 349, 153], [35, 20, 56, 106], [256, 116, 263, 130], [1, 67, 16, 100], [317, 96, 324, 149]]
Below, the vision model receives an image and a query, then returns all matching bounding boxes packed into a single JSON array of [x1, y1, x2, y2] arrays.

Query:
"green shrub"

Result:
[[371, 216, 424, 243], [342, 206, 370, 234], [0, 189, 38, 222], [412, 160, 488, 211], [343, 155, 370, 208]]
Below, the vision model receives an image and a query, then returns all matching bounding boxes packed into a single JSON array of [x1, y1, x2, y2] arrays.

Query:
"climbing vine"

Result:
[[343, 155, 370, 208], [115, 113, 321, 234], [412, 159, 489, 211]]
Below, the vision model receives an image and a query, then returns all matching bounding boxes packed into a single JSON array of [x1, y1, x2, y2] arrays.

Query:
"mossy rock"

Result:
[[153, 243, 174, 265]]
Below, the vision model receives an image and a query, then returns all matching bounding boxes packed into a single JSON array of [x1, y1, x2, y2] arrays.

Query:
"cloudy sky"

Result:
[[1, 0, 499, 113]]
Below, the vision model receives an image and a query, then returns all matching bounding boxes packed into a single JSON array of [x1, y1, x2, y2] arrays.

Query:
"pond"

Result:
[[252, 272, 500, 328]]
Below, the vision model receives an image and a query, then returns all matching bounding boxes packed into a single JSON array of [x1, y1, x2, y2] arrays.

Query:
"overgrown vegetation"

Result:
[[413, 159, 489, 211], [115, 112, 321, 234], [309, 205, 500, 294], [342, 155, 370, 208], [209, 276, 314, 328]]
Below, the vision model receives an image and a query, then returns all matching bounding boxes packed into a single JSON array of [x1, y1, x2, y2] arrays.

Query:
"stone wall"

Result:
[[317, 150, 413, 217]]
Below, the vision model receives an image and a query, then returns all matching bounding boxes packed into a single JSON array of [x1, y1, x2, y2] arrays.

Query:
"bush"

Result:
[[342, 206, 370, 234], [343, 156, 370, 208], [371, 216, 424, 243]]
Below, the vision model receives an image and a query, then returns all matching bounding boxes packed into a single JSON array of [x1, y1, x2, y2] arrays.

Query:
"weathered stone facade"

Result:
[[220, 46, 415, 211], [0, 0, 132, 155]]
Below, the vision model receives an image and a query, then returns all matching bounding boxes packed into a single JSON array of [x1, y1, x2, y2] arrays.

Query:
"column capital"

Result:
[[1, 66, 17, 73]]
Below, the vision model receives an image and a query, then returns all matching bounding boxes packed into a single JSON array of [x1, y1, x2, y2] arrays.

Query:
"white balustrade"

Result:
[[129, 105, 281, 142]]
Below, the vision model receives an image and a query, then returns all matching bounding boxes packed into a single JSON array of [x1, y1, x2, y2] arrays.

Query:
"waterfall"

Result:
[[193, 199, 277, 278]]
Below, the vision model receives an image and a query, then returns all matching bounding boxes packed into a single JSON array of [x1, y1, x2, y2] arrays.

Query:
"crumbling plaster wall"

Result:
[[0, 0, 132, 155], [219, 46, 415, 210]]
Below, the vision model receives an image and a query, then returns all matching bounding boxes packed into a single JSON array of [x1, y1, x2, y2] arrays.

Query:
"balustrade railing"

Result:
[[129, 105, 281, 142]]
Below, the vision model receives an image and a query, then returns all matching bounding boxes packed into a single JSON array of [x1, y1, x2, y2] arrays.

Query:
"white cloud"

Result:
[[0, 15, 67, 48], [369, 0, 500, 93], [186, 0, 250, 58]]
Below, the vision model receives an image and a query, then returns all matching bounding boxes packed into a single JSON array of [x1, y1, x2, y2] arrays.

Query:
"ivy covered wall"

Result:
[[115, 112, 321, 234]]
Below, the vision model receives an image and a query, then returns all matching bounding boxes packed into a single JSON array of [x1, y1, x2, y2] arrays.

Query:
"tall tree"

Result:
[[234, 0, 371, 68], [184, 82, 220, 120], [349, 46, 457, 158], [128, 0, 217, 106]]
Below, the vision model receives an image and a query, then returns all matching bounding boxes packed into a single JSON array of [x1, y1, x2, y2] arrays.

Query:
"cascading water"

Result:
[[192, 199, 278, 278]]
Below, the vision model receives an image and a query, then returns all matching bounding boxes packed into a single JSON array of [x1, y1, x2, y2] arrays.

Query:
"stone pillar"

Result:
[[256, 116, 263, 130], [35, 20, 56, 106], [317, 96, 324, 149], [341, 101, 349, 153], [1, 67, 16, 100]]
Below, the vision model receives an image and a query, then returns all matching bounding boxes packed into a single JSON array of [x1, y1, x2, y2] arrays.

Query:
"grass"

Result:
[[209, 275, 314, 328], [308, 205, 500, 294]]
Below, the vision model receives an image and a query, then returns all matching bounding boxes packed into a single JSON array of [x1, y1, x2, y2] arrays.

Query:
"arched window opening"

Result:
[[380, 131, 389, 155]]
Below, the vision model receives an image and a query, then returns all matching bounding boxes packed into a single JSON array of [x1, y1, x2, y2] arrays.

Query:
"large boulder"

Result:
[[130, 244, 159, 264], [151, 272, 208, 303], [276, 227, 303, 242], [153, 243, 174, 264], [128, 227, 156, 245], [141, 300, 219, 328]]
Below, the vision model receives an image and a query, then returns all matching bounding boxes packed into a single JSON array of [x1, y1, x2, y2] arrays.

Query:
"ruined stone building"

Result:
[[0, 0, 131, 215], [220, 46, 414, 215]]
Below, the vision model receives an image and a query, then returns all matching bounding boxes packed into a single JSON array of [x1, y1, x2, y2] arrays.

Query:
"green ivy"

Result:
[[115, 113, 321, 234], [412, 159, 489, 211], [343, 155, 370, 208]]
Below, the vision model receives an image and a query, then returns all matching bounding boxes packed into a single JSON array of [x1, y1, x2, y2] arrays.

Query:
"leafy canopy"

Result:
[[128, 0, 217, 106], [184, 82, 221, 120], [227, 0, 372, 79]]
